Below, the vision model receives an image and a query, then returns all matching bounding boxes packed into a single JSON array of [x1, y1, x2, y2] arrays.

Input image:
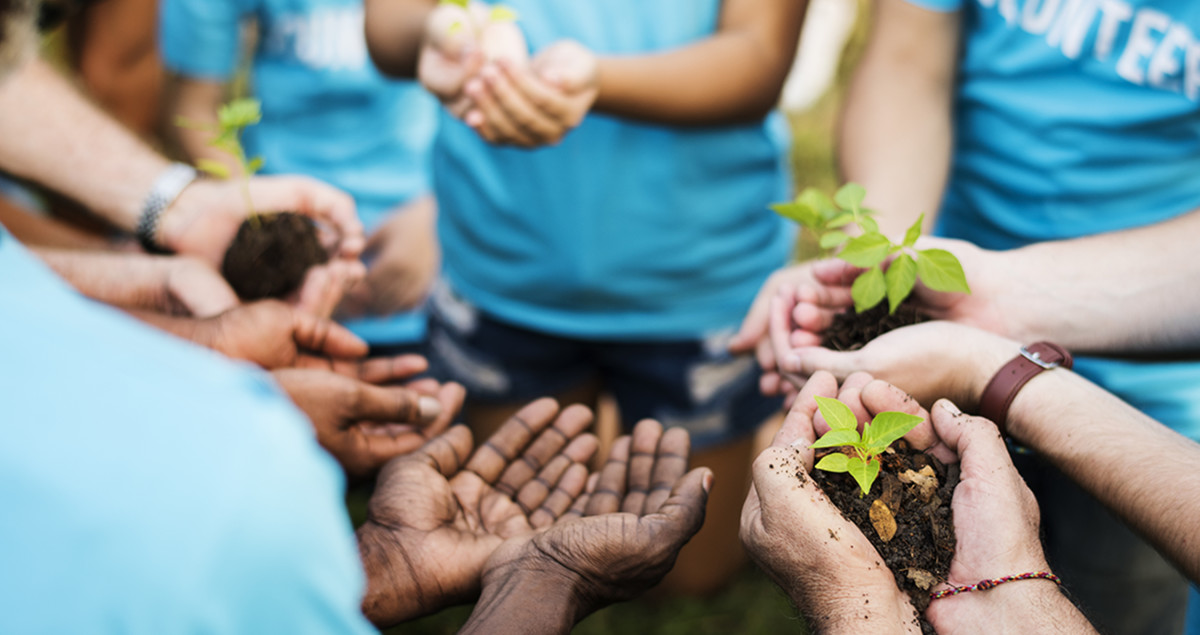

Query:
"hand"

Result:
[[272, 358, 466, 480], [339, 197, 440, 318], [195, 300, 369, 369], [464, 419, 712, 631], [356, 398, 600, 627], [419, 1, 487, 117], [157, 175, 364, 269], [461, 40, 598, 147], [291, 256, 366, 319], [156, 255, 240, 317], [741, 371, 922, 632]]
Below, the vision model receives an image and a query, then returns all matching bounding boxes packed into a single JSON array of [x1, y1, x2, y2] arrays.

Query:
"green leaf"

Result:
[[823, 212, 854, 229], [245, 156, 265, 175], [860, 207, 880, 219], [834, 182, 866, 212], [851, 266, 886, 313], [848, 456, 881, 496], [448, 20, 464, 34], [440, 0, 469, 6], [815, 452, 851, 473], [885, 254, 917, 313], [173, 115, 215, 132], [770, 201, 820, 228], [862, 411, 925, 455], [811, 429, 863, 449], [903, 213, 925, 248], [217, 98, 262, 129], [797, 188, 838, 219], [819, 230, 849, 249], [489, 4, 519, 21], [859, 216, 880, 234], [195, 159, 231, 180], [839, 233, 892, 268], [916, 248, 971, 294], [814, 395, 859, 431]]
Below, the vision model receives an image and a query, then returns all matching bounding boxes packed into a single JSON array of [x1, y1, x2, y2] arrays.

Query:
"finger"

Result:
[[247, 176, 364, 259], [495, 403, 594, 497], [509, 432, 598, 516], [481, 63, 564, 143], [528, 461, 591, 529], [796, 278, 856, 310], [812, 258, 866, 287], [464, 76, 537, 146], [770, 287, 801, 374], [585, 435, 631, 516], [860, 379, 943, 459], [465, 397, 560, 484], [792, 301, 838, 338], [176, 265, 240, 318], [498, 59, 575, 123], [731, 274, 777, 354], [760, 371, 783, 397], [833, 371, 875, 429], [622, 419, 664, 515], [772, 370, 839, 455], [354, 426, 433, 474], [565, 472, 600, 518], [791, 346, 865, 384], [789, 325, 824, 349], [349, 381, 443, 424], [415, 424, 474, 478], [291, 311, 369, 360], [353, 355, 429, 384], [929, 399, 1011, 472], [644, 427, 691, 514], [646, 467, 712, 547]]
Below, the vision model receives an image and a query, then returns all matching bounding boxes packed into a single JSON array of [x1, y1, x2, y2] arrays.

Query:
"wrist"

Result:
[[798, 583, 921, 635], [463, 563, 584, 635], [356, 521, 429, 627], [927, 570, 1071, 633], [156, 179, 221, 257]]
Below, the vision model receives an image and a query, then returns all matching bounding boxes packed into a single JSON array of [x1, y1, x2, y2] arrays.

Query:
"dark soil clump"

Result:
[[221, 212, 328, 300], [823, 299, 928, 351], [812, 440, 958, 633]]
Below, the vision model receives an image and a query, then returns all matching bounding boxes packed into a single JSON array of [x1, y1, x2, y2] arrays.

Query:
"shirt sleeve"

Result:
[[899, 0, 963, 12], [159, 0, 253, 79]]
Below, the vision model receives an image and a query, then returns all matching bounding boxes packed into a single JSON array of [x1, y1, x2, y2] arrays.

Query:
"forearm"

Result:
[[459, 568, 582, 635], [0, 58, 169, 231], [125, 309, 205, 343], [837, 0, 959, 238], [0, 196, 112, 250], [364, 0, 434, 78], [593, 0, 805, 125], [34, 248, 175, 311]]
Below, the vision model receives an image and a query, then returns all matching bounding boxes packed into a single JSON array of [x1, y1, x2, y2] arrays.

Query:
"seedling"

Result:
[[440, 0, 520, 36], [810, 395, 924, 496], [176, 97, 265, 219], [772, 183, 971, 314]]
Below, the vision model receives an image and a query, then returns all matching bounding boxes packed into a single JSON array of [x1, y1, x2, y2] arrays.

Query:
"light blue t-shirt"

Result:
[[0, 228, 374, 634], [435, 0, 794, 340], [904, 0, 1200, 439], [161, 0, 437, 345]]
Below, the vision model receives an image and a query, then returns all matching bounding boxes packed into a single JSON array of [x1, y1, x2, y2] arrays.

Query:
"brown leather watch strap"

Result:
[[978, 342, 1073, 435]]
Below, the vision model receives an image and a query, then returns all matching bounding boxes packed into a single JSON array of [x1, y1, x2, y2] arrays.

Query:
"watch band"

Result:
[[136, 163, 198, 254], [978, 341, 1073, 435]]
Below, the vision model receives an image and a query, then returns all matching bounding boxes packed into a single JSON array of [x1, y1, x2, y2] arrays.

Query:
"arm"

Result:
[[363, 0, 432, 79], [0, 195, 113, 250], [837, 0, 960, 237]]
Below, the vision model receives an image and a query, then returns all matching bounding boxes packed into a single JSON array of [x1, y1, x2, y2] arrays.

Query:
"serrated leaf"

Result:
[[246, 156, 265, 175], [839, 233, 892, 268], [797, 188, 837, 219], [903, 213, 925, 248], [819, 230, 849, 249], [863, 411, 925, 455], [811, 429, 863, 449], [770, 201, 820, 227], [823, 212, 854, 229], [852, 266, 886, 313], [847, 456, 881, 496], [489, 4, 519, 21], [815, 452, 851, 473], [834, 182, 866, 212], [196, 159, 231, 179], [814, 395, 859, 431], [916, 248, 971, 294], [860, 216, 879, 234], [885, 253, 917, 313]]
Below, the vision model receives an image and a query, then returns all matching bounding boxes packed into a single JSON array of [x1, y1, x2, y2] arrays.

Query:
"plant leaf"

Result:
[[859, 216, 880, 234], [823, 212, 854, 229], [811, 429, 863, 449], [903, 213, 925, 248], [916, 248, 971, 294], [814, 395, 859, 431], [440, 0, 469, 6], [489, 4, 519, 21], [834, 182, 866, 212], [819, 230, 849, 249], [797, 188, 838, 220], [851, 265, 886, 313], [839, 233, 892, 268], [863, 411, 925, 455], [885, 253, 917, 313], [218, 98, 261, 129], [815, 452, 851, 473], [195, 159, 231, 180], [770, 201, 820, 227], [847, 456, 881, 496], [246, 156, 265, 175]]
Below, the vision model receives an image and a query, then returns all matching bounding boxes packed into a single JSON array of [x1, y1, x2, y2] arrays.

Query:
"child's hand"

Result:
[[462, 40, 598, 148], [419, 2, 487, 118]]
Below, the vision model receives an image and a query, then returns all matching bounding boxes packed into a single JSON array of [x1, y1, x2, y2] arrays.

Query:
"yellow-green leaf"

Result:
[[852, 266, 886, 313], [489, 4, 519, 22], [811, 429, 863, 449], [440, 0, 469, 6], [815, 452, 851, 473], [860, 216, 880, 234], [196, 159, 231, 180], [916, 248, 971, 294], [246, 156, 265, 175], [847, 456, 880, 496], [797, 187, 837, 219], [823, 212, 854, 229], [770, 201, 820, 227], [815, 395, 859, 431], [839, 233, 892, 268], [863, 411, 924, 455], [885, 253, 917, 313], [903, 213, 925, 248], [834, 182, 866, 212], [819, 230, 849, 249]]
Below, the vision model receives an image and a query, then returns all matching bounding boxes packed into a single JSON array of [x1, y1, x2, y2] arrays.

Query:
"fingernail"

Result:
[[939, 399, 961, 416], [702, 471, 714, 493], [419, 396, 443, 422]]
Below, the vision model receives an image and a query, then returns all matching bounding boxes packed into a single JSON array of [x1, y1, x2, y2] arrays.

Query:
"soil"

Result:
[[822, 299, 928, 351], [221, 212, 328, 301], [811, 440, 958, 633]]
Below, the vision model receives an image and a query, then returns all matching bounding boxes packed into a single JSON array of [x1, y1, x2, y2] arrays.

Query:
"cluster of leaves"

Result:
[[441, 0, 519, 30], [771, 183, 970, 314], [811, 395, 924, 496], [176, 98, 265, 215]]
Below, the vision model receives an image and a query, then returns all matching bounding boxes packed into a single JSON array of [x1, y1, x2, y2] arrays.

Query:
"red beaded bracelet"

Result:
[[929, 572, 1062, 600]]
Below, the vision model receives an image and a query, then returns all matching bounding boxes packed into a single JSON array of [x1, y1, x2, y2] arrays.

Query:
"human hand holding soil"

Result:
[[357, 398, 599, 627], [742, 370, 922, 633], [193, 300, 369, 369], [272, 363, 464, 480]]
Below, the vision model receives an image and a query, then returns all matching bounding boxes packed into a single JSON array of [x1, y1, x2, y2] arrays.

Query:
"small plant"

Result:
[[810, 395, 924, 496], [772, 183, 971, 314], [176, 97, 265, 219]]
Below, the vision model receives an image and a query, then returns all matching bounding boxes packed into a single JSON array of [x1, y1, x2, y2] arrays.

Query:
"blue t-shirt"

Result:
[[904, 0, 1200, 439], [0, 228, 374, 634], [161, 0, 437, 344], [435, 0, 794, 340]]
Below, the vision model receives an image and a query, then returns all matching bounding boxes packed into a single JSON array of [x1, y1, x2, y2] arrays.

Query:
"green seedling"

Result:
[[176, 97, 265, 219], [440, 0, 520, 35], [771, 183, 971, 314], [810, 395, 924, 496]]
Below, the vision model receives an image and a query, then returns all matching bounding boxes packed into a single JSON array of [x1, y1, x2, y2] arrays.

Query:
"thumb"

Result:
[[352, 381, 444, 425], [652, 467, 713, 543], [791, 345, 863, 382], [292, 311, 369, 359]]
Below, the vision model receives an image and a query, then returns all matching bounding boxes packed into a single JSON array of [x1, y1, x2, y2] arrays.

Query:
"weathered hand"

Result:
[[272, 361, 465, 480], [195, 300, 368, 369], [339, 197, 439, 317], [357, 399, 599, 627], [741, 371, 921, 632]]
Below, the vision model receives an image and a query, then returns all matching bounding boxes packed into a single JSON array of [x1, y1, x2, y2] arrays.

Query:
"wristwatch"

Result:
[[978, 341, 1073, 435], [135, 162, 198, 254]]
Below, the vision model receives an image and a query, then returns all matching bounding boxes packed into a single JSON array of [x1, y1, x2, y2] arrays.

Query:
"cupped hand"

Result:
[[158, 255, 240, 318], [339, 197, 439, 318], [728, 262, 825, 398], [357, 398, 600, 627], [196, 300, 368, 369], [419, 1, 487, 117]]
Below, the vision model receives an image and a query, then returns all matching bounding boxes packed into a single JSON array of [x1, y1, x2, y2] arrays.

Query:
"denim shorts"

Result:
[[425, 283, 782, 451]]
